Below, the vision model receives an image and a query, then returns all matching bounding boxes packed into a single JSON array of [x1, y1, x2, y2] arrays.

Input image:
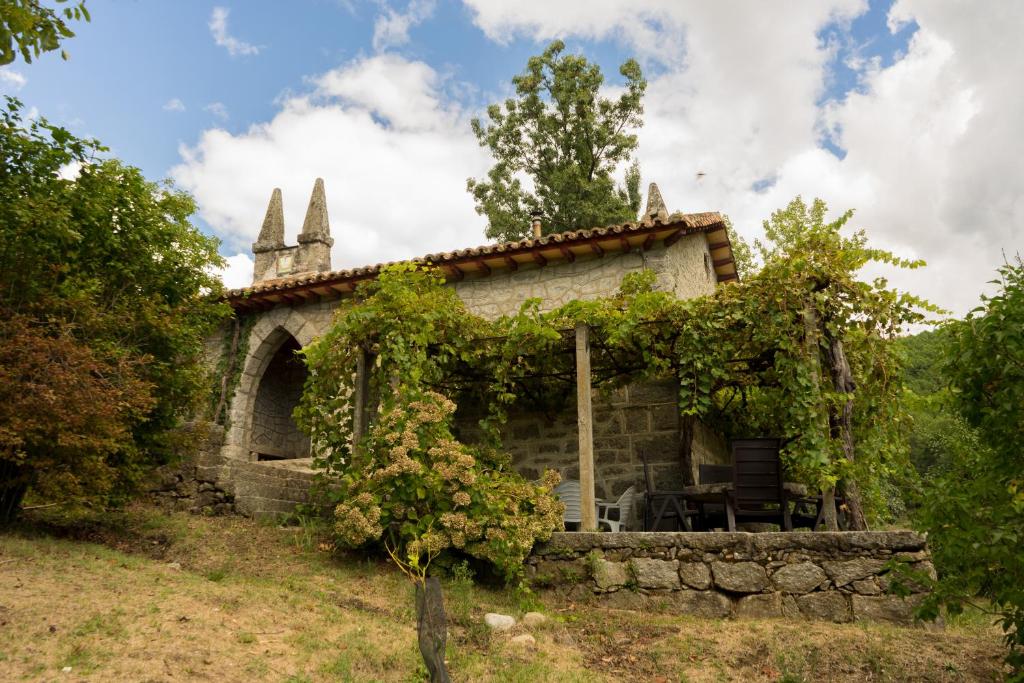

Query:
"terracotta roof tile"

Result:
[[226, 212, 733, 306]]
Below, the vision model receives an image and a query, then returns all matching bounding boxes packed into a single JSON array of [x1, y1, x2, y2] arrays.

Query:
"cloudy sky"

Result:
[[3, 1, 1021, 315]]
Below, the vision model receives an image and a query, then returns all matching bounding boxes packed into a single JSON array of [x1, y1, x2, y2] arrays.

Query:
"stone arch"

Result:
[[223, 309, 316, 461]]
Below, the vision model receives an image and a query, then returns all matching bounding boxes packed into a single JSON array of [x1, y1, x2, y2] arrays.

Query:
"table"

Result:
[[681, 482, 809, 532]]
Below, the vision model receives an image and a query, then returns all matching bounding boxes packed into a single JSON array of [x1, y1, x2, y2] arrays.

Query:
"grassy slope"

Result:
[[0, 506, 1007, 682]]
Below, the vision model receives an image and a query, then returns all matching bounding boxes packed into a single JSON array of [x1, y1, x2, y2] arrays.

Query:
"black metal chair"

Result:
[[730, 438, 792, 531], [641, 451, 698, 531]]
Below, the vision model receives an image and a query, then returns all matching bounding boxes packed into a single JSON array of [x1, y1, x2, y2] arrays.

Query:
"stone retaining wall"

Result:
[[151, 426, 316, 520], [528, 531, 934, 624]]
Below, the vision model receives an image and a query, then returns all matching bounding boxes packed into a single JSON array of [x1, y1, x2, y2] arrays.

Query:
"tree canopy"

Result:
[[0, 0, 88, 65], [913, 257, 1024, 674], [0, 97, 227, 523], [467, 40, 646, 242]]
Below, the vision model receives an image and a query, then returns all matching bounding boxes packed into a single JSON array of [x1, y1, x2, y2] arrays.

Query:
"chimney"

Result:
[[530, 209, 543, 239]]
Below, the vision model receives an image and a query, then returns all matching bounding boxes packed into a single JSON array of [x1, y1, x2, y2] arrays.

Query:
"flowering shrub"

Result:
[[330, 390, 562, 578]]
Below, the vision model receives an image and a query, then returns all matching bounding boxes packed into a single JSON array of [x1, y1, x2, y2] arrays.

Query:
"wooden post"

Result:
[[575, 324, 597, 531], [352, 348, 370, 447]]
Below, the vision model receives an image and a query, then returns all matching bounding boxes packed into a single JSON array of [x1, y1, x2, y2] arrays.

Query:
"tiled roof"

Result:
[[227, 211, 737, 309]]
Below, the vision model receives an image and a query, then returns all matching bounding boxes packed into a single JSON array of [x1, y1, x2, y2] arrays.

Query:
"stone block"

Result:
[[675, 590, 732, 618], [771, 562, 828, 594], [735, 593, 783, 619], [627, 382, 677, 405], [711, 561, 768, 593], [592, 560, 628, 591], [822, 558, 888, 587], [649, 404, 679, 431], [851, 595, 919, 625], [851, 579, 882, 595], [796, 592, 851, 623], [678, 562, 712, 590], [630, 558, 680, 590], [623, 407, 650, 434]]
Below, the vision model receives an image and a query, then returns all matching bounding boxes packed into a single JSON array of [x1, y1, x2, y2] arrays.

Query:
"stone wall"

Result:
[[457, 380, 727, 518], [527, 531, 934, 624], [453, 238, 716, 319], [152, 426, 316, 521]]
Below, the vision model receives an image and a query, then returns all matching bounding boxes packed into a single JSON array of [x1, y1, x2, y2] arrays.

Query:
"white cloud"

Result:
[[217, 253, 255, 289], [373, 0, 436, 51], [0, 68, 26, 90], [204, 102, 229, 120], [163, 98, 186, 112], [209, 7, 261, 57], [172, 54, 491, 279], [460, 0, 1022, 317]]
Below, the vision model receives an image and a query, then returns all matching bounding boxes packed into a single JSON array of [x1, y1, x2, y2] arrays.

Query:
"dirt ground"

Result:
[[0, 505, 1009, 682]]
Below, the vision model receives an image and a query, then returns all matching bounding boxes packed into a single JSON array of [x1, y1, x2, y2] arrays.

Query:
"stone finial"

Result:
[[299, 177, 331, 241], [253, 188, 285, 251], [645, 182, 669, 221], [530, 209, 543, 239]]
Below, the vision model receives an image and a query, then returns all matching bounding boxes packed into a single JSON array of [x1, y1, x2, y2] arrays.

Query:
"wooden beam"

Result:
[[558, 245, 576, 263], [713, 256, 735, 268], [446, 264, 464, 281], [707, 240, 731, 251], [503, 255, 519, 271], [641, 233, 656, 251], [475, 259, 491, 276], [589, 242, 604, 257], [352, 348, 370, 447], [619, 236, 632, 252], [575, 323, 597, 531], [663, 228, 687, 248], [531, 251, 548, 266]]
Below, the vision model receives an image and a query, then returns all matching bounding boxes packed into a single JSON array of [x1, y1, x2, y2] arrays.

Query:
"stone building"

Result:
[[195, 178, 740, 519]]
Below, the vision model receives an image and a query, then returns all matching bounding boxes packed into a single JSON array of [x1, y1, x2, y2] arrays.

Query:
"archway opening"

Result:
[[249, 335, 310, 461]]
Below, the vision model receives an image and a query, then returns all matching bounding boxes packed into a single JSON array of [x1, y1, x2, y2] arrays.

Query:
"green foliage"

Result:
[[0, 97, 227, 520], [0, 0, 89, 64], [299, 200, 929, 572], [914, 258, 1024, 675], [295, 265, 564, 581], [467, 40, 647, 242]]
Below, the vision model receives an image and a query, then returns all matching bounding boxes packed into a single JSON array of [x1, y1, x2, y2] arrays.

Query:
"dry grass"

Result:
[[0, 505, 1008, 682]]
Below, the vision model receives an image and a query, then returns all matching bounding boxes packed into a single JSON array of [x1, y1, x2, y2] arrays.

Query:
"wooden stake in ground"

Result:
[[416, 576, 450, 683], [575, 323, 597, 531]]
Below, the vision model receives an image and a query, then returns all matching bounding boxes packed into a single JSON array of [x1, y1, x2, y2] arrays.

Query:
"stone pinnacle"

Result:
[[254, 187, 285, 249], [299, 177, 330, 239], [645, 182, 669, 220]]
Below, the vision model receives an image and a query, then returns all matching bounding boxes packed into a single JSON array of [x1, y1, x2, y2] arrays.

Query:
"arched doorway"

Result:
[[248, 335, 310, 461]]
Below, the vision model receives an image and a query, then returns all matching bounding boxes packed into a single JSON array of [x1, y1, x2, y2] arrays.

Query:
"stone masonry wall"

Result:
[[153, 426, 316, 521], [457, 380, 728, 519], [528, 531, 935, 624], [453, 238, 716, 319]]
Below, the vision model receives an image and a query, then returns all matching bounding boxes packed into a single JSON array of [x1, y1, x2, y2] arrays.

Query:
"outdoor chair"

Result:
[[730, 438, 793, 531], [641, 452, 698, 531], [596, 485, 636, 532], [554, 480, 582, 530]]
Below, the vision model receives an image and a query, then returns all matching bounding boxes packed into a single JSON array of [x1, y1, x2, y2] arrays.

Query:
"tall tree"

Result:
[[0, 0, 89, 65], [0, 98, 227, 523], [467, 40, 646, 242], [915, 257, 1024, 673]]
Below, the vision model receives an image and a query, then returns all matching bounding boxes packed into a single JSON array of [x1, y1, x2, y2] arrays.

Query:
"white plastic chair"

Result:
[[597, 485, 636, 532], [554, 480, 582, 529]]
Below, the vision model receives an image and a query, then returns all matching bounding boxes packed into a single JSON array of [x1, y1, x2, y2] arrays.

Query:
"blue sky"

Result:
[[2, 1, 1020, 315]]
